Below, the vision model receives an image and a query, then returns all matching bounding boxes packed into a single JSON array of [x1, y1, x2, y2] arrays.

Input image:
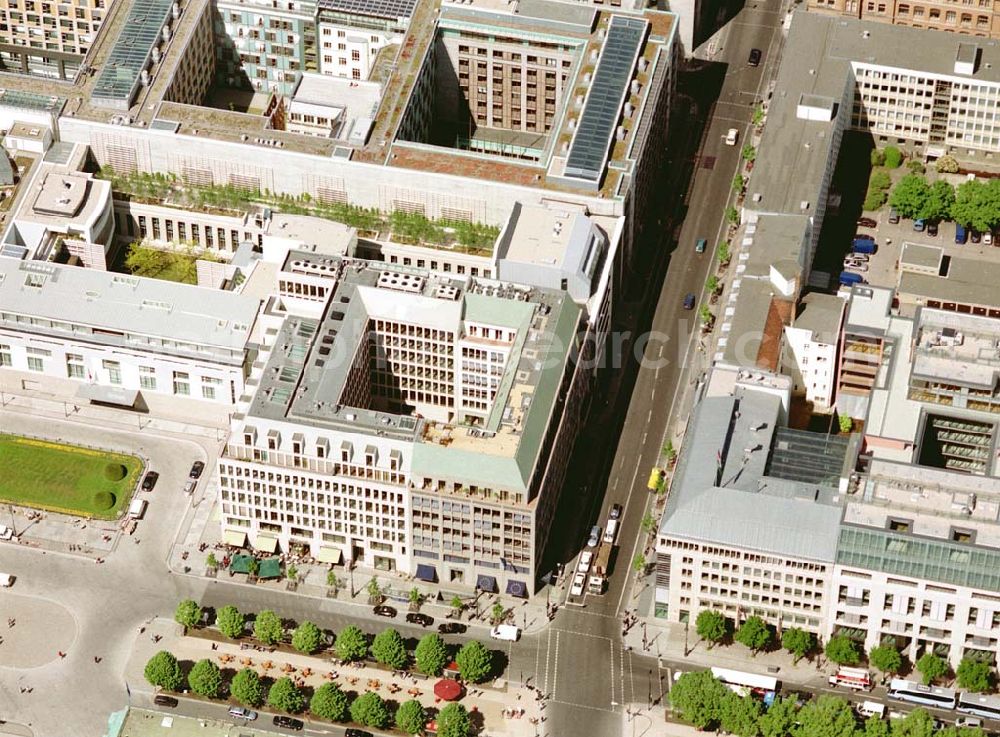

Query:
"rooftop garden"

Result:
[[98, 167, 500, 255], [122, 241, 224, 285]]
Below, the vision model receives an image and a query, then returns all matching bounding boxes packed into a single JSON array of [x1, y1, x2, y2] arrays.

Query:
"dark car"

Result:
[[345, 730, 374, 737], [406, 612, 434, 627], [373, 604, 397, 618], [610, 503, 623, 520], [272, 716, 303, 731], [141, 471, 159, 491], [153, 694, 178, 707], [748, 48, 762, 66], [189, 461, 205, 479], [438, 621, 468, 635], [857, 217, 878, 228], [927, 221, 939, 236], [683, 293, 696, 310], [972, 230, 983, 244]]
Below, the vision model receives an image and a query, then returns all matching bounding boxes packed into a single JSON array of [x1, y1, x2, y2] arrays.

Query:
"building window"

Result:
[[102, 359, 122, 385], [173, 371, 190, 396], [66, 353, 85, 379], [202, 376, 221, 400], [351, 49, 360, 61], [26, 347, 50, 372], [139, 366, 157, 390], [0, 344, 12, 367]]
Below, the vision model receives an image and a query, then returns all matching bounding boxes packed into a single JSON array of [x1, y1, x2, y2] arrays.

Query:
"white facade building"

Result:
[[783, 292, 846, 408]]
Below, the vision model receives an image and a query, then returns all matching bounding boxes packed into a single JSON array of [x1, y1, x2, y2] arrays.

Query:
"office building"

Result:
[[807, 0, 1000, 42], [0, 0, 114, 80], [316, 0, 413, 81]]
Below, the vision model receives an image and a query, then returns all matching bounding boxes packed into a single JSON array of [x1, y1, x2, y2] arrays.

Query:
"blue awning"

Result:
[[415, 564, 437, 582], [476, 574, 498, 593], [506, 579, 528, 598]]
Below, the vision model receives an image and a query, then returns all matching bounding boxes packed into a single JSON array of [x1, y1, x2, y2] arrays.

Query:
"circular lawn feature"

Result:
[[104, 463, 129, 481], [93, 490, 117, 511]]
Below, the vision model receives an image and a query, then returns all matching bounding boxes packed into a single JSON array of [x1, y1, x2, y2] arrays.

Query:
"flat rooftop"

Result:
[[502, 204, 582, 269], [912, 308, 1000, 389], [29, 171, 95, 220], [901, 242, 945, 272], [864, 315, 921, 445], [793, 291, 845, 342], [898, 254, 1000, 310], [845, 284, 893, 335]]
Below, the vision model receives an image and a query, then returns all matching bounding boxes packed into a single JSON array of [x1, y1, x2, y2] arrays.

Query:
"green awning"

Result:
[[317, 547, 342, 564], [258, 557, 282, 579], [229, 553, 253, 574], [254, 535, 278, 554]]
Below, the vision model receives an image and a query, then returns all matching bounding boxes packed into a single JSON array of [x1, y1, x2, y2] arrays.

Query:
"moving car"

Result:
[[228, 707, 258, 720], [373, 604, 397, 618], [141, 471, 159, 491], [609, 503, 623, 520], [406, 612, 434, 627], [153, 694, 178, 707], [587, 525, 602, 548], [438, 621, 467, 635], [695, 237, 707, 253], [725, 128, 739, 146], [490, 624, 521, 641], [748, 48, 762, 66], [956, 718, 983, 729], [189, 461, 205, 479], [272, 715, 304, 731], [571, 571, 587, 596], [577, 550, 593, 573], [857, 217, 878, 228], [683, 293, 696, 310]]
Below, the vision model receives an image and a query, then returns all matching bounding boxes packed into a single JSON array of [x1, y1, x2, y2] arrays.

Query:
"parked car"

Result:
[[183, 480, 196, 495], [609, 503, 623, 520], [141, 471, 159, 491], [578, 550, 594, 573], [406, 612, 434, 627], [956, 718, 983, 729], [153, 694, 178, 707], [490, 624, 521, 641], [927, 221, 939, 236], [683, 293, 696, 310], [857, 217, 878, 228], [695, 237, 707, 253], [985, 231, 994, 246], [971, 229, 982, 243], [888, 207, 900, 224], [438, 621, 467, 635], [955, 224, 969, 244], [913, 218, 926, 232], [273, 715, 304, 731], [228, 707, 258, 720], [587, 525, 602, 548], [725, 128, 739, 146], [570, 572, 587, 597], [748, 48, 762, 66], [189, 461, 205, 479], [373, 605, 397, 618], [345, 731, 374, 737]]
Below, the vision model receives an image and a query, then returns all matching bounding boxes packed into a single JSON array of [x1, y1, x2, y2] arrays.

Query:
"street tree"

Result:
[[734, 616, 771, 655], [286, 564, 298, 581], [326, 570, 344, 590], [938, 728, 987, 737], [206, 552, 218, 569], [349, 691, 390, 728], [187, 658, 223, 699], [334, 625, 368, 662], [720, 691, 763, 737], [725, 207, 740, 225], [366, 576, 384, 604], [916, 652, 948, 685], [759, 696, 799, 737], [371, 628, 408, 670], [632, 552, 647, 573], [456, 640, 493, 683], [824, 635, 861, 666], [796, 694, 858, 737], [409, 587, 423, 610], [217, 605, 245, 639], [253, 610, 283, 645], [706, 275, 720, 294], [268, 677, 306, 714], [733, 174, 746, 192], [695, 610, 728, 649], [699, 304, 713, 326], [718, 241, 731, 265], [415, 633, 449, 676], [891, 707, 935, 737], [490, 602, 505, 624], [866, 715, 891, 737], [309, 683, 349, 721], [889, 174, 931, 219], [741, 144, 756, 163], [437, 703, 472, 737], [781, 627, 814, 663], [752, 105, 765, 127], [450, 595, 464, 615], [641, 514, 657, 535], [247, 557, 260, 577], [174, 599, 202, 629], [395, 699, 427, 735], [956, 658, 993, 692], [921, 180, 956, 222], [231, 668, 265, 707], [144, 651, 183, 691], [869, 645, 903, 675], [668, 670, 729, 729], [291, 621, 323, 655]]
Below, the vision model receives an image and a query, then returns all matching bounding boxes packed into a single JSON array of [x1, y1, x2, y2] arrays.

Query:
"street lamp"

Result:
[[683, 618, 690, 657]]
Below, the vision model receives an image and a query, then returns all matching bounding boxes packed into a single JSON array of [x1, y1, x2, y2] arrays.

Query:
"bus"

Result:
[[957, 692, 1000, 720], [828, 667, 872, 691], [887, 679, 957, 710], [711, 667, 779, 700]]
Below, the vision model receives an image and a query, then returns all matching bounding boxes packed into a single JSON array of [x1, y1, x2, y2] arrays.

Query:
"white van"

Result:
[[603, 519, 619, 545], [128, 498, 147, 519], [490, 625, 521, 642], [0, 573, 13, 587], [859, 701, 885, 719]]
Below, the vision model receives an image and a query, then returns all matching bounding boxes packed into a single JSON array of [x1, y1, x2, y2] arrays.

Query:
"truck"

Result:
[[594, 542, 613, 578], [127, 498, 147, 519], [852, 238, 877, 254], [647, 467, 664, 491], [588, 575, 605, 594], [839, 271, 865, 286]]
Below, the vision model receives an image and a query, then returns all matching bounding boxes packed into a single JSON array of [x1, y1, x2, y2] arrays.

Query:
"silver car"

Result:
[[587, 525, 602, 548]]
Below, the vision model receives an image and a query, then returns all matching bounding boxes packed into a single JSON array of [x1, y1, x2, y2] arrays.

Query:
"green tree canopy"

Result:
[[781, 627, 814, 663], [956, 658, 993, 692], [796, 694, 858, 737], [871, 149, 886, 167], [456, 640, 493, 683], [371, 628, 408, 670], [450, 595, 464, 613], [669, 670, 729, 729], [870, 169, 892, 191], [366, 576, 384, 603], [824, 635, 861, 666], [734, 616, 771, 654], [291, 621, 323, 655], [217, 605, 245, 639], [268, 676, 306, 714], [889, 174, 931, 219], [741, 144, 756, 162], [839, 414, 854, 434], [759, 696, 799, 737], [935, 155, 959, 173], [395, 699, 427, 735], [253, 610, 283, 646], [916, 652, 948, 685], [187, 658, 223, 699], [884, 146, 903, 168], [309, 683, 349, 722], [349, 691, 391, 728], [922, 180, 956, 222], [334, 624, 369, 662], [231, 668, 265, 707], [866, 715, 891, 737], [891, 707, 935, 737], [415, 633, 449, 676], [144, 650, 183, 691], [951, 179, 1000, 232], [719, 691, 763, 737], [695, 610, 728, 649], [437, 703, 472, 737], [174, 599, 202, 629], [490, 602, 506, 624], [869, 645, 903, 675]]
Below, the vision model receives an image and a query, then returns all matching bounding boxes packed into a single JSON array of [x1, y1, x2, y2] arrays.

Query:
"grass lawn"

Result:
[[0, 434, 143, 519]]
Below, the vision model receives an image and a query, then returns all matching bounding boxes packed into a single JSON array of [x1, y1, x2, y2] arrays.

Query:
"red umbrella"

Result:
[[433, 678, 464, 701]]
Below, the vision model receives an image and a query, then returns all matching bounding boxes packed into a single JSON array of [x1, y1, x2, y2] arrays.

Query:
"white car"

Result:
[[577, 551, 593, 573], [725, 128, 739, 146], [570, 572, 587, 597]]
